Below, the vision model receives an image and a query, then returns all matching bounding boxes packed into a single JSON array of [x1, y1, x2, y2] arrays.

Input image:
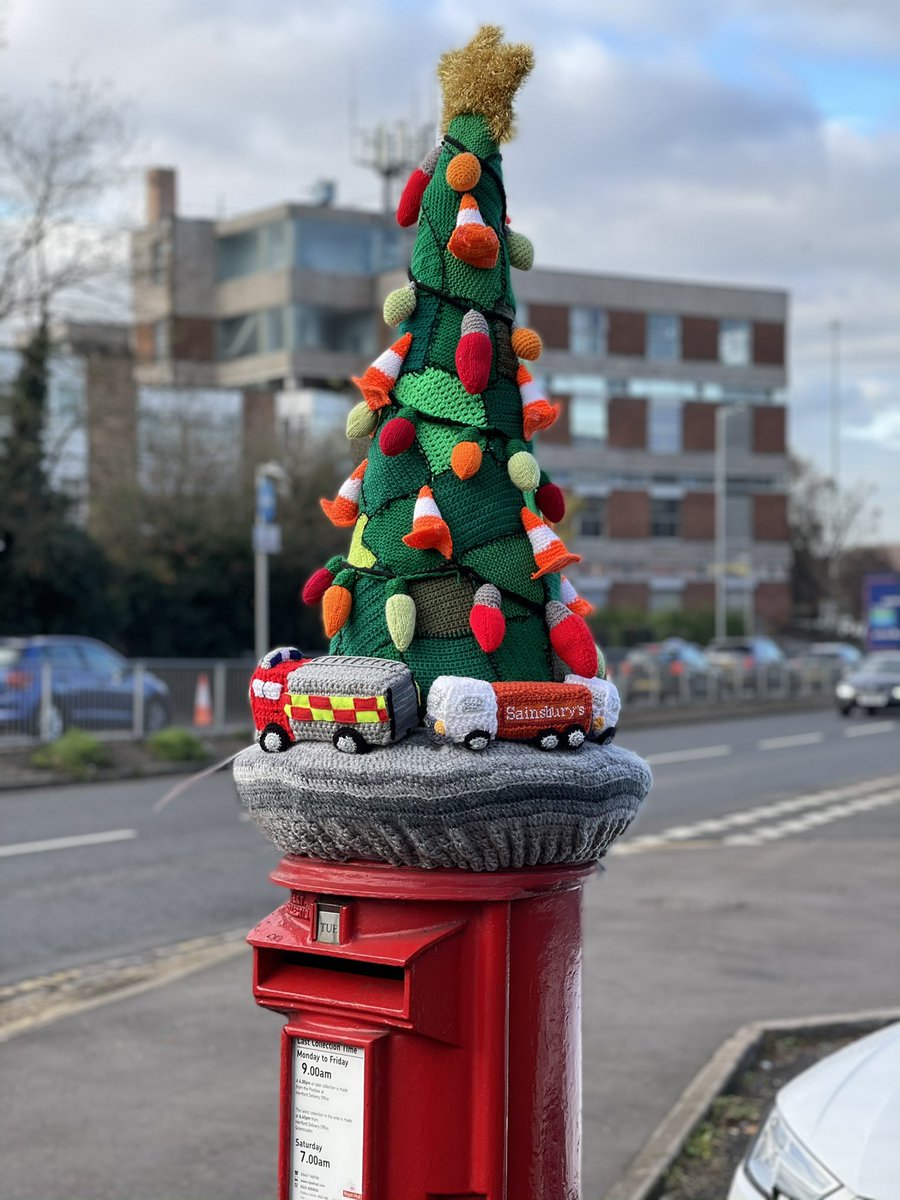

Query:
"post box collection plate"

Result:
[[291, 1036, 366, 1200]]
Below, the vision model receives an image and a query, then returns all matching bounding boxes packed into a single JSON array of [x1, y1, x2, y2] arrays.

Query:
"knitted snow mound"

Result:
[[233, 731, 651, 871]]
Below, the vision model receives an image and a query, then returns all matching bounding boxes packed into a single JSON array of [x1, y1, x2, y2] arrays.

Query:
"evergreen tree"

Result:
[[305, 27, 599, 694]]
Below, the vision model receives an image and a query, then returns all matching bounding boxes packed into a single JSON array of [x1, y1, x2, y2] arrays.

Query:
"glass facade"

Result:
[[646, 313, 681, 362], [570, 394, 607, 441], [217, 305, 377, 360]]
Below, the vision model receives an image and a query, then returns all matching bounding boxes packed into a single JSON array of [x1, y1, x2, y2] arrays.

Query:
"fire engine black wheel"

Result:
[[333, 728, 368, 755], [564, 725, 586, 749], [464, 729, 491, 751], [597, 725, 617, 746], [536, 729, 560, 751], [259, 723, 292, 753]]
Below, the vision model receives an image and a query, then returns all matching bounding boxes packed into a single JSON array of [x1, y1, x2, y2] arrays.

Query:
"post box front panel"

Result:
[[281, 1025, 384, 1200]]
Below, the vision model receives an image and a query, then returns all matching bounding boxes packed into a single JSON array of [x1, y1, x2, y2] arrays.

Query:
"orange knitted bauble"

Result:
[[446, 151, 482, 192]]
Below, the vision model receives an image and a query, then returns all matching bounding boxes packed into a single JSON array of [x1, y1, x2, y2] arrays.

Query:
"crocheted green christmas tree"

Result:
[[303, 26, 601, 696]]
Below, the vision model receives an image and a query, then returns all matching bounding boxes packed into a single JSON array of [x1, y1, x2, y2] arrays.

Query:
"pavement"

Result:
[[1, 706, 898, 1200]]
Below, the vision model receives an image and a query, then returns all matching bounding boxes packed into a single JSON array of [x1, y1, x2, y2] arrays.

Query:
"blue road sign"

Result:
[[865, 574, 900, 651], [256, 476, 277, 524]]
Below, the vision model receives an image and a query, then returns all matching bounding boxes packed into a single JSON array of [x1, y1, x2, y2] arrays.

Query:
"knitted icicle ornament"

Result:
[[456, 310, 493, 394], [561, 575, 593, 618], [469, 583, 506, 652], [546, 600, 598, 679], [396, 145, 441, 227], [447, 194, 500, 269], [518, 366, 559, 439], [403, 486, 453, 559], [320, 459, 367, 527], [522, 507, 580, 579], [353, 333, 412, 411]]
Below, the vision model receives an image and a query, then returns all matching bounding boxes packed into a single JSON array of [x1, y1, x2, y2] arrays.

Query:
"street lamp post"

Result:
[[714, 404, 729, 640], [253, 461, 287, 664]]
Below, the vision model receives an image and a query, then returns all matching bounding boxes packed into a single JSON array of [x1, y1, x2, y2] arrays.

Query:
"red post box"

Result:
[[248, 855, 594, 1200]]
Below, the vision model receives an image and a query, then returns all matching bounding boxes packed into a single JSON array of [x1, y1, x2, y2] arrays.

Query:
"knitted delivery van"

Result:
[[234, 26, 651, 870]]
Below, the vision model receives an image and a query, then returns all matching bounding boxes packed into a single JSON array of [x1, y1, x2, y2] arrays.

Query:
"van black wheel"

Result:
[[259, 723, 292, 753], [333, 728, 368, 755], [597, 725, 617, 746], [464, 729, 491, 751], [536, 729, 560, 751], [564, 725, 586, 749]]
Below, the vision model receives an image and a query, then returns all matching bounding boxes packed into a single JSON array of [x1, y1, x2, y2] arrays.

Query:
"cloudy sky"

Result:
[[4, 0, 899, 540]]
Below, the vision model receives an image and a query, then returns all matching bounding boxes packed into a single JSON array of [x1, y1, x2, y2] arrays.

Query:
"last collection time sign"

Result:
[[291, 1037, 366, 1199]]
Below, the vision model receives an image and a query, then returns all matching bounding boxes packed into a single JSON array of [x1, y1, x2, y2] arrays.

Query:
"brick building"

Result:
[[131, 168, 791, 627]]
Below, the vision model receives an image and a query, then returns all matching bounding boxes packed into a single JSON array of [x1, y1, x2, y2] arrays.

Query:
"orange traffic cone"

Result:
[[447, 194, 500, 269], [320, 459, 367, 527], [521, 507, 580, 579], [352, 333, 412, 411], [518, 366, 559, 439], [403, 486, 453, 559], [193, 672, 213, 727]]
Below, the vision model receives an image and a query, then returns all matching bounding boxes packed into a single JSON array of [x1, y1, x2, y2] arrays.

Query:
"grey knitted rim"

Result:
[[234, 732, 651, 871]]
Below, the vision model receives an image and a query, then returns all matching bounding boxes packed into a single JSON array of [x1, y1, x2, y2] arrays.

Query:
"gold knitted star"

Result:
[[438, 25, 534, 145]]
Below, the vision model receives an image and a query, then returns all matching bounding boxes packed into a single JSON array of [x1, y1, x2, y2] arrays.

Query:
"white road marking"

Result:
[[0, 829, 138, 859], [724, 787, 900, 846], [844, 721, 897, 738], [645, 744, 732, 766], [615, 773, 900, 856], [758, 732, 825, 751]]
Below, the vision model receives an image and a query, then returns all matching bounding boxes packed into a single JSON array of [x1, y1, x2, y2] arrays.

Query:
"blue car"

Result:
[[0, 636, 171, 740]]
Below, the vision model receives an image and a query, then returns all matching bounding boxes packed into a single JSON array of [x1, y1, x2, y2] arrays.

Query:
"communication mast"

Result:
[[352, 119, 435, 215]]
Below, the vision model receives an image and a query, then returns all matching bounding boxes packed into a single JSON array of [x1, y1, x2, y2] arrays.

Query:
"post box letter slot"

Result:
[[257, 947, 407, 1015]]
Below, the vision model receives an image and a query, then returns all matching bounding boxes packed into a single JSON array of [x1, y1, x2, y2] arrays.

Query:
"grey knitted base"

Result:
[[233, 730, 652, 871]]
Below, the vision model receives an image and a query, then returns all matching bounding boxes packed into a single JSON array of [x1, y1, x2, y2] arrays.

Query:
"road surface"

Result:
[[0, 706, 897, 1198]]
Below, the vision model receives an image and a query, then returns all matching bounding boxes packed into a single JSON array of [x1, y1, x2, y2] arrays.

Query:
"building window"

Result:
[[719, 319, 751, 366], [646, 313, 681, 362], [217, 313, 260, 360], [651, 497, 680, 538], [295, 219, 378, 274], [578, 496, 606, 538], [150, 240, 166, 286], [153, 320, 170, 360], [649, 586, 682, 613], [570, 394, 607, 442], [648, 398, 682, 454], [263, 308, 286, 353], [570, 307, 607, 356], [726, 495, 751, 540]]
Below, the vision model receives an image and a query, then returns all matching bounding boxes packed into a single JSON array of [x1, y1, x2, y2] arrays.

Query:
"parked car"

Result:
[[706, 636, 790, 695], [0, 636, 171, 740], [617, 639, 719, 704], [728, 1021, 900, 1200], [835, 650, 900, 716]]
